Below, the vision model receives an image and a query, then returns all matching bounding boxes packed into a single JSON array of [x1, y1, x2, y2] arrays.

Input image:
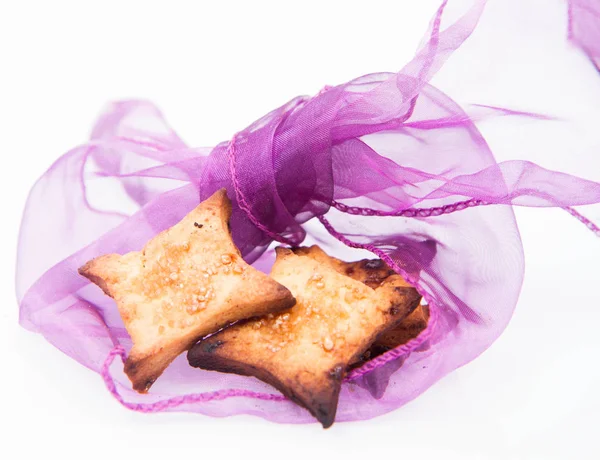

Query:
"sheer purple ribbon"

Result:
[[16, 0, 600, 422]]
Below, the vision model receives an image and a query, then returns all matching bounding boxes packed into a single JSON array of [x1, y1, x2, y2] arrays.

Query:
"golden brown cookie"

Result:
[[187, 246, 421, 428], [79, 189, 295, 393]]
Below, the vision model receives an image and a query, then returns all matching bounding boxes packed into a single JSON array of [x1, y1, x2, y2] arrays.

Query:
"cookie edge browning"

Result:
[[373, 304, 430, 351], [188, 337, 343, 428]]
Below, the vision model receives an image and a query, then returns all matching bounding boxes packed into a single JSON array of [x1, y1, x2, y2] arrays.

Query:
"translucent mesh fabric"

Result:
[[16, 0, 600, 423]]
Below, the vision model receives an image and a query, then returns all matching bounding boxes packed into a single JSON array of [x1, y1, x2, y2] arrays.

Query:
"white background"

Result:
[[2, 0, 600, 459]]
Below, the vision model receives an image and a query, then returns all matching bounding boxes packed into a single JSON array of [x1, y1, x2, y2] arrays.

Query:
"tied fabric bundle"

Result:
[[16, 0, 600, 424]]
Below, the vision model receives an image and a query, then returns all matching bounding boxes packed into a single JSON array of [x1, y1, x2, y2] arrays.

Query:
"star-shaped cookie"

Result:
[[79, 189, 295, 392], [187, 245, 421, 427]]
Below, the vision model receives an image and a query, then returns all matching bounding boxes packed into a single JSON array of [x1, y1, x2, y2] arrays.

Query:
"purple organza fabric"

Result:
[[16, 0, 600, 424], [569, 0, 600, 70]]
